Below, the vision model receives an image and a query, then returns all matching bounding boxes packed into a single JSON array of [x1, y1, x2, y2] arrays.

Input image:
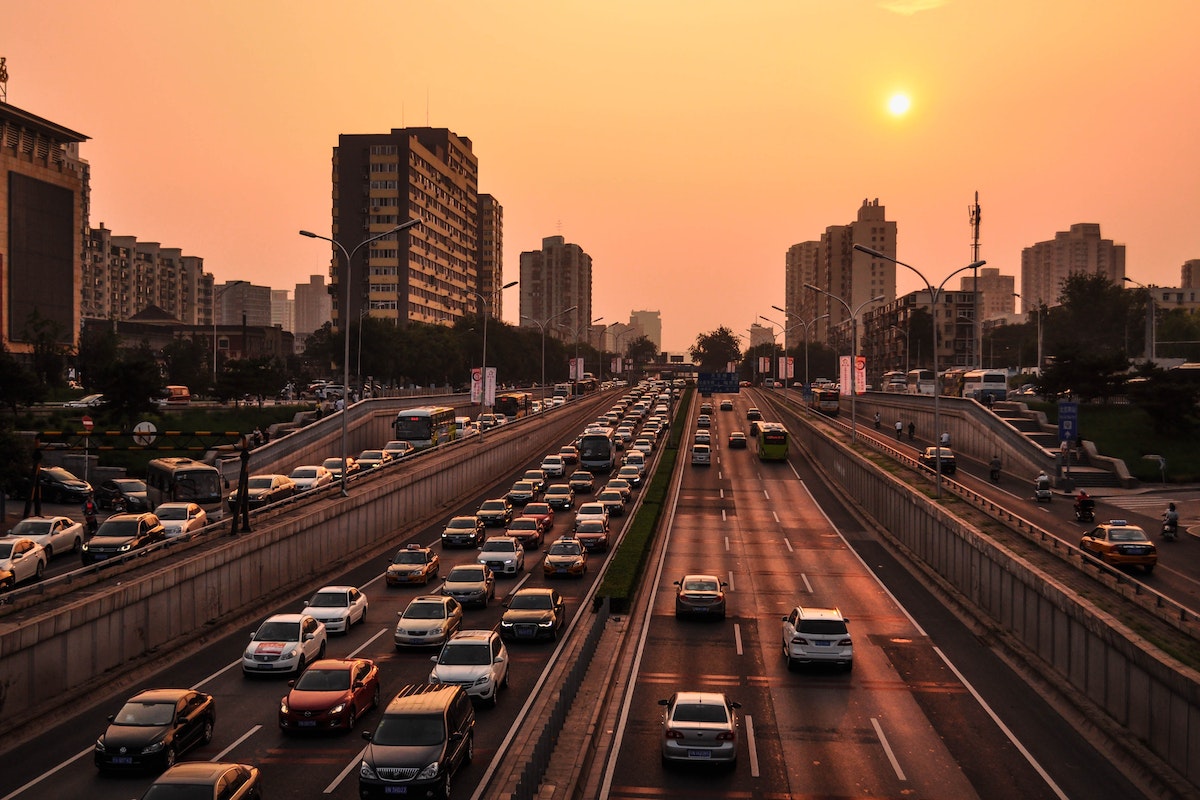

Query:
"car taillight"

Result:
[[665, 730, 685, 740], [838, 638, 852, 646], [791, 637, 809, 645], [715, 732, 736, 741]]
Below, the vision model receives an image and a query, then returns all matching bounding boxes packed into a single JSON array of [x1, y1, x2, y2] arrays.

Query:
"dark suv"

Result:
[[360, 684, 475, 799], [81, 513, 167, 565]]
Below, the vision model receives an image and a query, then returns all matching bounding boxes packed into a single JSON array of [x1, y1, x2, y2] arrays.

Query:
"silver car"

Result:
[[781, 606, 853, 671], [658, 691, 740, 767], [428, 630, 509, 707]]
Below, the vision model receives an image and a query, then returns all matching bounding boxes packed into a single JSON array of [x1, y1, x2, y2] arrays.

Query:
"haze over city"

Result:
[[6, 1, 1197, 352]]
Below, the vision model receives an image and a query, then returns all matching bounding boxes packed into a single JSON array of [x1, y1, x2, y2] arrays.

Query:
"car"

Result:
[[506, 479, 540, 506], [727, 431, 748, 449], [227, 473, 296, 509], [63, 393, 105, 408], [29, 466, 93, 504], [81, 513, 167, 565], [558, 445, 580, 465], [658, 691, 740, 767], [477, 412, 500, 431], [382, 439, 416, 459], [356, 449, 393, 470], [624, 450, 647, 472], [385, 543, 441, 586], [321, 456, 361, 481], [138, 762, 262, 799], [441, 515, 486, 547], [632, 438, 655, 455], [697, 415, 712, 429], [575, 502, 609, 530], [522, 501, 556, 531], [918, 447, 957, 475], [540, 454, 566, 478], [596, 488, 626, 516], [700, 403, 714, 415], [95, 478, 150, 511], [429, 629, 510, 707], [94, 688, 216, 773], [477, 498, 514, 527], [500, 587, 566, 641], [6, 515, 84, 559], [543, 536, 588, 578], [0, 537, 47, 589], [568, 470, 596, 493], [303, 585, 369, 634], [781, 606, 854, 671], [691, 444, 712, 466], [674, 574, 728, 619], [440, 563, 496, 608], [522, 469, 548, 493], [693, 431, 712, 446], [476, 535, 526, 576], [359, 684, 475, 799], [544, 483, 576, 509], [506, 516, 546, 550], [153, 502, 209, 539], [1079, 520, 1158, 573], [289, 464, 334, 491], [242, 613, 327, 675], [616, 465, 643, 488], [573, 518, 610, 552], [604, 479, 632, 502], [279, 657, 381, 733], [719, 399, 734, 411], [746, 407, 763, 421], [394, 595, 464, 649]]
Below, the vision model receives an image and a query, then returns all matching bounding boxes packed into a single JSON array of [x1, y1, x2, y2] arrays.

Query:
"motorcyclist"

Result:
[[989, 455, 1001, 483], [1074, 490, 1090, 512], [1164, 503, 1179, 536], [82, 495, 99, 536], [874, 412, 881, 430]]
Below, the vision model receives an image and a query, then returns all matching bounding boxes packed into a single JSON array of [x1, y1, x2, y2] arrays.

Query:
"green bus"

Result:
[[393, 406, 458, 449], [756, 422, 789, 461]]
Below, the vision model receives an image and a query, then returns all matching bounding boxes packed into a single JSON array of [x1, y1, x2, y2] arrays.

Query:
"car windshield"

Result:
[[509, 519, 537, 529], [43, 468, 76, 482], [254, 621, 300, 641], [447, 567, 485, 582], [1109, 528, 1148, 542], [291, 468, 318, 478], [392, 551, 426, 564], [114, 479, 146, 491], [547, 487, 569, 495], [683, 578, 720, 592], [372, 714, 444, 747], [155, 507, 188, 520], [481, 501, 506, 511], [309, 591, 349, 608], [447, 519, 475, 529], [576, 521, 605, 533], [10, 520, 51, 535], [672, 703, 729, 724], [525, 504, 550, 515], [294, 667, 351, 691], [248, 477, 275, 489], [360, 451, 384, 460], [798, 620, 848, 635], [114, 700, 175, 727], [509, 593, 553, 610], [481, 540, 515, 553], [548, 542, 581, 555], [438, 643, 491, 666], [404, 602, 446, 620], [95, 520, 142, 538]]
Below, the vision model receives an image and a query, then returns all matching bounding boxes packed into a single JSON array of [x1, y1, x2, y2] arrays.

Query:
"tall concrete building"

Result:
[[216, 281, 272, 327], [629, 310, 662, 351], [271, 289, 294, 332], [1020, 223, 1125, 309], [477, 194, 505, 320], [294, 274, 332, 348], [1, 101, 89, 355], [748, 323, 774, 351], [84, 224, 210, 325], [519, 235, 592, 343], [331, 127, 489, 333], [1180, 259, 1200, 289], [959, 267, 1015, 321], [784, 240, 822, 351]]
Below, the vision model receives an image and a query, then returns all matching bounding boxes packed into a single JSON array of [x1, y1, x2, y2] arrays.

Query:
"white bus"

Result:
[[577, 427, 617, 473], [963, 369, 1008, 403], [146, 457, 226, 520], [881, 371, 908, 393], [906, 369, 936, 396]]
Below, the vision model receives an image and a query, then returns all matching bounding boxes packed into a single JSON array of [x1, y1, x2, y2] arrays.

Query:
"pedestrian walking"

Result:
[[874, 412, 881, 430], [907, 421, 915, 441], [940, 431, 950, 447], [895, 420, 903, 440]]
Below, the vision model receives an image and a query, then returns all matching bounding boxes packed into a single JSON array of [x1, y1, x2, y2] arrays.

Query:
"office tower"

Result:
[[959, 267, 1016, 321], [1020, 223, 1125, 309], [629, 310, 662, 351], [518, 235, 592, 343]]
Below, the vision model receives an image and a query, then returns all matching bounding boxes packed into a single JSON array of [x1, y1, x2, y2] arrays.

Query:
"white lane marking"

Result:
[[746, 714, 760, 778], [784, 537, 793, 553], [326, 745, 369, 794], [724, 536, 730, 552], [727, 571, 736, 592], [196, 657, 244, 687], [801, 573, 813, 594], [763, 489, 771, 501], [733, 623, 743, 655], [722, 508, 727, 522], [773, 511, 780, 524], [349, 627, 389, 658], [0, 747, 91, 800], [871, 717, 907, 781], [719, 471, 724, 480], [213, 724, 262, 762], [720, 488, 725, 499]]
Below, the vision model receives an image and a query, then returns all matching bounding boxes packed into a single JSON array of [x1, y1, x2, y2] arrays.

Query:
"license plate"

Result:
[[517, 627, 535, 638], [385, 788, 408, 795], [556, 568, 569, 574], [92, 554, 108, 561], [814, 640, 830, 646], [299, 720, 317, 727], [687, 749, 711, 759], [112, 757, 134, 764]]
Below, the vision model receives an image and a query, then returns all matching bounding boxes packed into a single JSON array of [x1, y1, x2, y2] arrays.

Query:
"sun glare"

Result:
[[888, 93, 911, 116]]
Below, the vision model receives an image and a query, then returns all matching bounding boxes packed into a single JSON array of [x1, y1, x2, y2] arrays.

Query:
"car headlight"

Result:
[[538, 620, 554, 628], [416, 762, 440, 781], [94, 738, 107, 753], [117, 543, 132, 552], [329, 703, 346, 715], [500, 620, 514, 628], [142, 740, 165, 753], [429, 671, 438, 683], [360, 760, 378, 780], [280, 699, 289, 714], [282, 645, 298, 658], [473, 675, 491, 686], [81, 543, 91, 552]]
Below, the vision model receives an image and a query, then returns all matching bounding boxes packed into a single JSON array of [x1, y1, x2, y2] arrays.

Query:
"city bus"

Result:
[[393, 406, 458, 450], [963, 369, 1009, 403], [577, 427, 617, 473], [807, 386, 840, 416], [145, 457, 226, 519], [940, 368, 970, 397], [905, 369, 936, 395], [756, 422, 789, 461], [881, 371, 907, 393], [494, 391, 532, 421]]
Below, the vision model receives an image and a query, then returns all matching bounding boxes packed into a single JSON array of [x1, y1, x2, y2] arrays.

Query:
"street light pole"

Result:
[[802, 286, 884, 444], [854, 244, 985, 498], [300, 218, 421, 496], [468, 279, 518, 437], [771, 305, 828, 397], [1123, 276, 1156, 361], [521, 306, 577, 409], [890, 325, 910, 373], [212, 280, 247, 387]]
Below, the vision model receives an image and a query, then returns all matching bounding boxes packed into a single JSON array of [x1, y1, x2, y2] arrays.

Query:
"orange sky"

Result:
[[6, 1, 1198, 353]]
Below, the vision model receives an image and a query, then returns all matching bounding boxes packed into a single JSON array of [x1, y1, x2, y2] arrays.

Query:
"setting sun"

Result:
[[888, 92, 912, 116]]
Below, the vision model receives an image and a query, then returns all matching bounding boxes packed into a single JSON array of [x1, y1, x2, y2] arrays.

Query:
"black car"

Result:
[[81, 513, 167, 565], [360, 684, 475, 799], [23, 466, 93, 504], [95, 478, 150, 511], [140, 763, 262, 800], [500, 587, 566, 641], [95, 688, 215, 773], [476, 498, 513, 527]]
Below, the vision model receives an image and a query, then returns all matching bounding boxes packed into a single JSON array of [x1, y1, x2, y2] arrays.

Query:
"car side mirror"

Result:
[[107, 714, 116, 723], [430, 655, 438, 663], [494, 656, 505, 663], [362, 731, 373, 741], [287, 680, 296, 688], [303, 633, 314, 641], [730, 701, 742, 709], [302, 601, 310, 608], [657, 699, 669, 707], [450, 732, 464, 743]]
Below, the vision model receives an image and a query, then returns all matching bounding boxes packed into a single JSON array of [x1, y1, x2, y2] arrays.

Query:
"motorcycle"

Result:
[[1034, 476, 1053, 503], [1074, 498, 1095, 523], [1162, 514, 1179, 541]]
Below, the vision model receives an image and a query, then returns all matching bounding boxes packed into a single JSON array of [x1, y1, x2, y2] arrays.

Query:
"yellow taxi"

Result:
[[1079, 520, 1157, 573], [385, 543, 441, 586]]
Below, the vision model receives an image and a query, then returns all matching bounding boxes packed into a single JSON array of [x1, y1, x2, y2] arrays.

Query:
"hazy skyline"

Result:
[[6, 1, 1198, 353]]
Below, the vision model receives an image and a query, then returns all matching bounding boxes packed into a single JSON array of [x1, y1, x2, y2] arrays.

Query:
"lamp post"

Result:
[[771, 305, 829, 396], [521, 306, 578, 409], [300, 218, 421, 496], [802, 286, 884, 444], [757, 316, 782, 389], [558, 316, 603, 383], [854, 244, 985, 498], [468, 279, 518, 436], [599, 321, 620, 384], [212, 280, 247, 387], [613, 327, 636, 382], [1014, 293, 1043, 374], [1123, 276, 1156, 361]]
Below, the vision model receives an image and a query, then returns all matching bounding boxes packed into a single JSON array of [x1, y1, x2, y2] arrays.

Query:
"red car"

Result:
[[522, 502, 556, 532], [279, 658, 380, 733]]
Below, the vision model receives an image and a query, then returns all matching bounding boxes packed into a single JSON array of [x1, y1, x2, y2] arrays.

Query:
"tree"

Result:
[[0, 342, 42, 413], [161, 336, 212, 390], [21, 309, 70, 389], [1126, 363, 1200, 434], [76, 325, 123, 390], [689, 327, 742, 371], [91, 342, 164, 428], [625, 335, 658, 366]]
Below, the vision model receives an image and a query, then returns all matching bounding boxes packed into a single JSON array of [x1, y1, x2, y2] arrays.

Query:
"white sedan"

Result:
[[574, 502, 610, 530], [302, 585, 369, 634], [154, 502, 209, 539], [0, 537, 48, 590], [242, 613, 327, 675], [7, 515, 84, 559], [289, 465, 334, 491]]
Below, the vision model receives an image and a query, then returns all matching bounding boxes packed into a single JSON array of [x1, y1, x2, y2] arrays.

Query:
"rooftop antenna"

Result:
[[969, 191, 982, 263], [968, 191, 982, 366], [0, 57, 8, 104]]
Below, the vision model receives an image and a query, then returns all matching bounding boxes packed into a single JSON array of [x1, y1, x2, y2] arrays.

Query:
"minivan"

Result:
[[360, 684, 475, 798]]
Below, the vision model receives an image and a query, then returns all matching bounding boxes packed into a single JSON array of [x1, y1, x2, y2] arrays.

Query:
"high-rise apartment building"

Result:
[[1, 101, 89, 355], [271, 289, 294, 331], [629, 310, 662, 351], [477, 194, 505, 319], [519, 235, 592, 343], [331, 127, 490, 332], [1180, 259, 1200, 289], [294, 274, 332, 348], [84, 224, 210, 325], [216, 281, 272, 327], [1020, 223, 1125, 309], [959, 267, 1015, 321]]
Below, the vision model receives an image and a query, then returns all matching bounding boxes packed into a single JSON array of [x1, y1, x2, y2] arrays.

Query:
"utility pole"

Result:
[[969, 192, 983, 368]]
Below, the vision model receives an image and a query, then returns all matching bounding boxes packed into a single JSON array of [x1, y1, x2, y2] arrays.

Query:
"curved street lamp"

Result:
[[770, 305, 829, 396], [467, 280, 519, 425], [212, 280, 247, 386], [854, 243, 985, 497], [521, 306, 577, 409], [300, 217, 422, 496], [802, 286, 884, 444]]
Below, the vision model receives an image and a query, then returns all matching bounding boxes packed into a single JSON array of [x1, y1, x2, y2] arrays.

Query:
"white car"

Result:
[[394, 595, 464, 649], [476, 536, 526, 576], [303, 585, 369, 634], [242, 613, 327, 675], [153, 502, 209, 539], [289, 464, 334, 491], [6, 515, 84, 559], [781, 606, 853, 671], [574, 502, 610, 530], [0, 537, 47, 590], [539, 454, 566, 478], [62, 393, 104, 408], [659, 691, 741, 767], [428, 629, 509, 707]]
